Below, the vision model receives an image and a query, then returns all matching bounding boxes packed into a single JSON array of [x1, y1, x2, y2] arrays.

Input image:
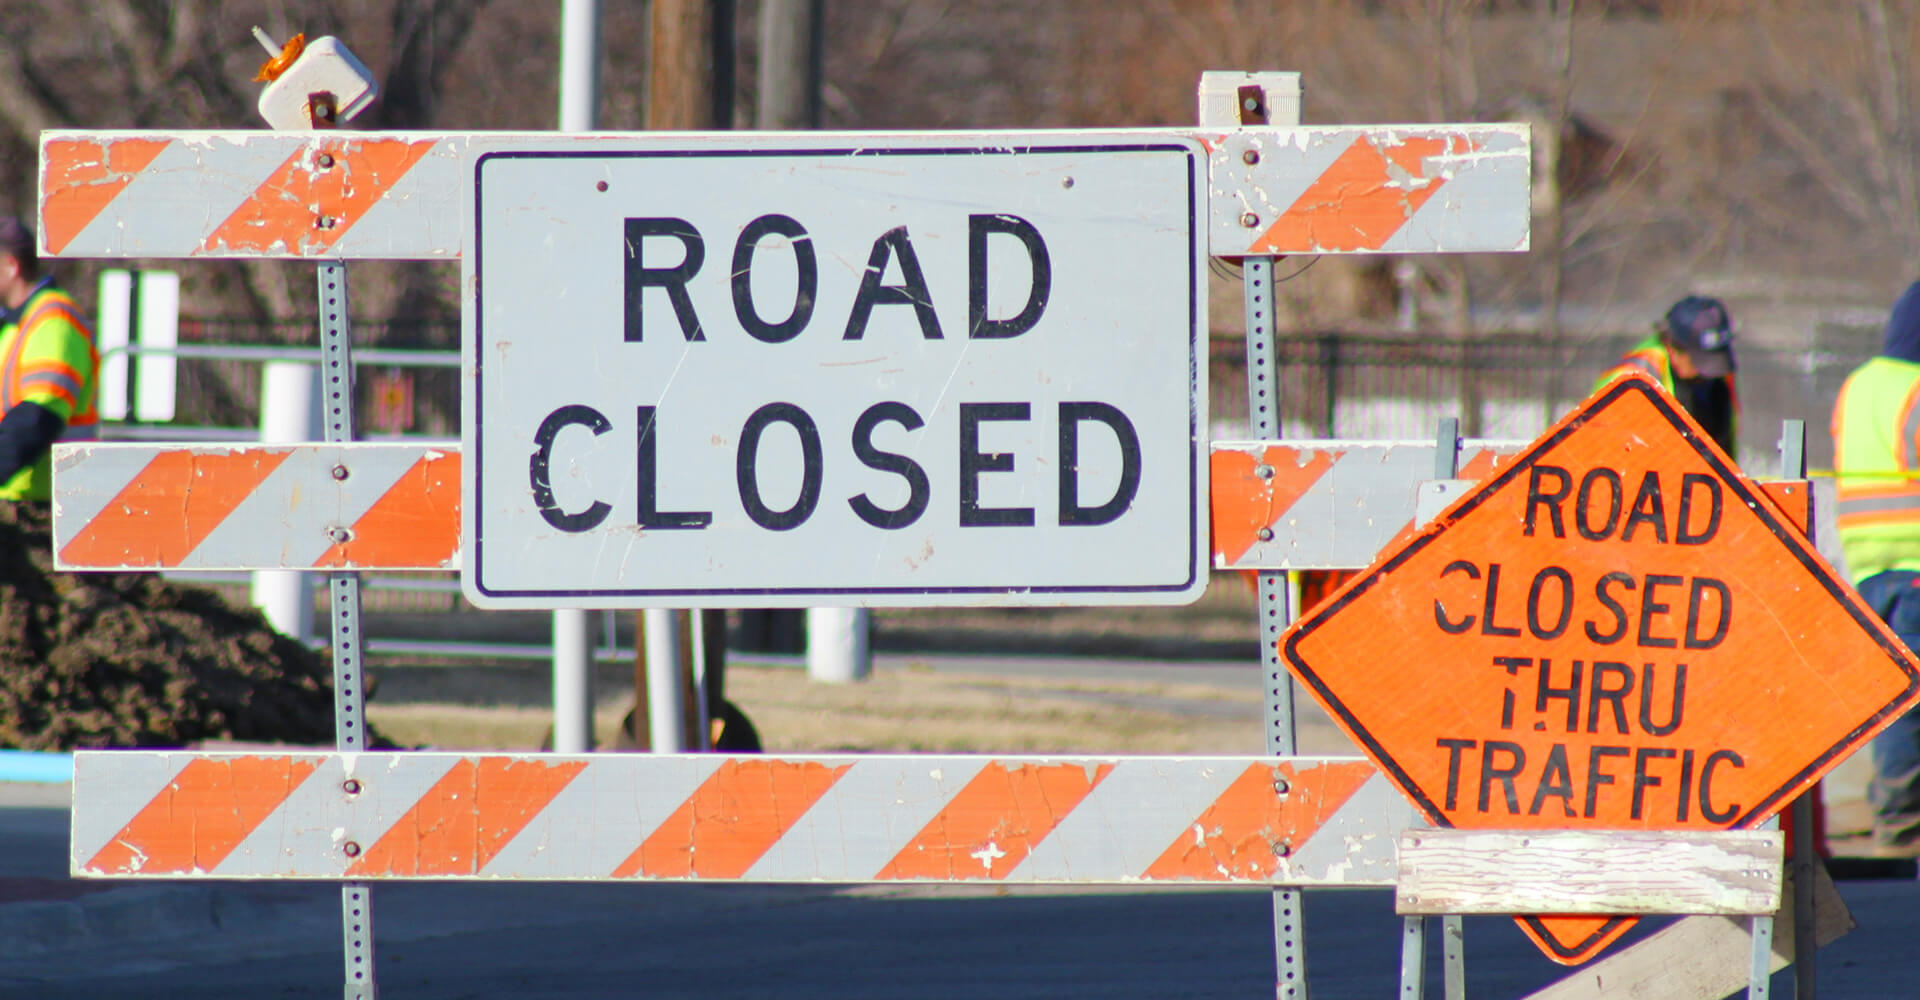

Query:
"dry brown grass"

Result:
[[366, 663, 1268, 755]]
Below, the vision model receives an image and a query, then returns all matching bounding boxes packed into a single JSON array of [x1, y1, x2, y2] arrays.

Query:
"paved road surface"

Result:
[[5, 652, 1915, 998], [4, 775, 1918, 998]]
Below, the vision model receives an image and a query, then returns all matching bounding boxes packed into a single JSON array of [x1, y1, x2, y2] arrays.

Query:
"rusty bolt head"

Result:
[[1240, 212, 1260, 229], [1256, 527, 1274, 542], [1255, 464, 1274, 479], [342, 841, 362, 858], [317, 153, 335, 169], [1242, 150, 1260, 166], [596, 180, 609, 192], [342, 779, 362, 795], [331, 464, 349, 481]]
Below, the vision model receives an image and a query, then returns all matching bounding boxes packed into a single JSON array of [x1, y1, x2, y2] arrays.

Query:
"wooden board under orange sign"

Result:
[[1280, 373, 1920, 965]]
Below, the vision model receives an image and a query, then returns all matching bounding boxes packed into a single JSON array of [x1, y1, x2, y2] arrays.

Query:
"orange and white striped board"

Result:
[[71, 751, 1415, 885], [1211, 440, 1529, 570], [1200, 125, 1529, 256], [39, 126, 1530, 261], [1210, 439, 1821, 572], [52, 442, 459, 572]]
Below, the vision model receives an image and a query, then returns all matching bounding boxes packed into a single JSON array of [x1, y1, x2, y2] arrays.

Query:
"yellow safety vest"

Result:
[[1595, 334, 1739, 450], [0, 283, 99, 500], [1832, 356, 1920, 582]]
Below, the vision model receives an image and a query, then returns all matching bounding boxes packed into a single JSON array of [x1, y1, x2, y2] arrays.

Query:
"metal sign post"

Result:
[[316, 261, 377, 998]]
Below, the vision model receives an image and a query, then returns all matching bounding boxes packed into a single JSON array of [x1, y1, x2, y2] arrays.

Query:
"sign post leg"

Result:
[[319, 261, 377, 999], [1431, 419, 1467, 1000], [1242, 256, 1308, 996], [1443, 915, 1465, 1000], [1399, 916, 1427, 998], [1780, 417, 1818, 999]]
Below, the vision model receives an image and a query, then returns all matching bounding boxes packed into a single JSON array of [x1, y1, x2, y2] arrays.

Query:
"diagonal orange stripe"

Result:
[[41, 138, 171, 256], [85, 756, 317, 875], [616, 759, 850, 879], [1252, 135, 1461, 253], [1143, 760, 1376, 880], [350, 757, 588, 877], [201, 138, 436, 255], [315, 453, 462, 569], [1210, 448, 1340, 564], [58, 449, 293, 568], [877, 762, 1114, 880]]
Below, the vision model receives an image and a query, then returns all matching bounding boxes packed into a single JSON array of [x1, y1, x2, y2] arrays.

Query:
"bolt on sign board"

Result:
[[461, 134, 1207, 608], [1280, 372, 1920, 965]]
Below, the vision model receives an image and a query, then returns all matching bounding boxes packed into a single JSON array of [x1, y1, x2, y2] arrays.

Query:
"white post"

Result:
[[551, 605, 594, 752], [549, 0, 602, 754], [806, 608, 870, 683], [94, 270, 133, 421], [133, 271, 179, 422], [252, 361, 318, 642], [644, 609, 688, 751]]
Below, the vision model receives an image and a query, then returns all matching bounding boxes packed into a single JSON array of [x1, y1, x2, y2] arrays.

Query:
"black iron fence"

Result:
[[140, 318, 1880, 475], [1210, 326, 1886, 475]]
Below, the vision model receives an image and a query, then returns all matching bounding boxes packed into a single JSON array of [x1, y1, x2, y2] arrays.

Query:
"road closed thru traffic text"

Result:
[[462, 136, 1207, 607], [1281, 373, 1920, 964]]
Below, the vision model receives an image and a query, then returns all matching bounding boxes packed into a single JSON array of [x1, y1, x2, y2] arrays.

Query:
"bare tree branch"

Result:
[[1746, 85, 1879, 227], [0, 32, 63, 144], [97, 0, 167, 95]]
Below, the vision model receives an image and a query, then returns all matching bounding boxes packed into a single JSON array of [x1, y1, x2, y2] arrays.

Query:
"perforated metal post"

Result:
[[1783, 417, 1815, 1000], [1243, 256, 1307, 996], [1399, 915, 1426, 1000], [319, 261, 377, 999], [1435, 417, 1467, 1000]]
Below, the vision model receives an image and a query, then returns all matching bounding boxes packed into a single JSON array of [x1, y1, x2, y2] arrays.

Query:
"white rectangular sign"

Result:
[[462, 133, 1207, 608]]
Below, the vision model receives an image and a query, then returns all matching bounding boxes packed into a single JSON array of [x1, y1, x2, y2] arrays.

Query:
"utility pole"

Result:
[[638, 0, 736, 752], [757, 0, 822, 130]]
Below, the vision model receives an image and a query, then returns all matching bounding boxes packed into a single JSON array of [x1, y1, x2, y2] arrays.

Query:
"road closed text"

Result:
[[523, 213, 1144, 534], [1426, 462, 1744, 824]]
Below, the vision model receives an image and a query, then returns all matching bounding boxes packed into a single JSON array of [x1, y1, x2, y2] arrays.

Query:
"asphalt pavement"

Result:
[[4, 657, 1917, 998]]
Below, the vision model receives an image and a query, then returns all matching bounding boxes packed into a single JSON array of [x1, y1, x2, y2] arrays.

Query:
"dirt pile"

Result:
[[0, 502, 369, 750]]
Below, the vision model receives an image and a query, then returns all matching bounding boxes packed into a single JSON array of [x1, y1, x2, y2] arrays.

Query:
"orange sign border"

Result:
[[1281, 374, 1920, 963]]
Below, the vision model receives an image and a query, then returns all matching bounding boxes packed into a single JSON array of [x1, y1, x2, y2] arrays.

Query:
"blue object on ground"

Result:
[[0, 750, 73, 783]]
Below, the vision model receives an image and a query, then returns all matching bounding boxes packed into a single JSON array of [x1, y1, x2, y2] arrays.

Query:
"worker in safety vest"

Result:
[[0, 215, 99, 501], [1596, 295, 1739, 457], [1833, 279, 1920, 855]]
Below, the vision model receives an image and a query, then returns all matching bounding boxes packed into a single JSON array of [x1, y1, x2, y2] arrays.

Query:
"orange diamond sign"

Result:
[[1281, 373, 1920, 964]]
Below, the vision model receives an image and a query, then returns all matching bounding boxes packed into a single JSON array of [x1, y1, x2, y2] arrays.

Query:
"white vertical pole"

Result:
[[806, 608, 870, 683], [133, 271, 179, 422], [551, 604, 593, 753], [94, 270, 133, 421], [550, 0, 602, 754], [252, 361, 318, 642], [644, 609, 687, 751]]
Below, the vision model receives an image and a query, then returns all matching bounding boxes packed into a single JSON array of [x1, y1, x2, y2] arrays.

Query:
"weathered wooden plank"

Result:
[[1522, 863, 1853, 1000], [1395, 829, 1783, 916]]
